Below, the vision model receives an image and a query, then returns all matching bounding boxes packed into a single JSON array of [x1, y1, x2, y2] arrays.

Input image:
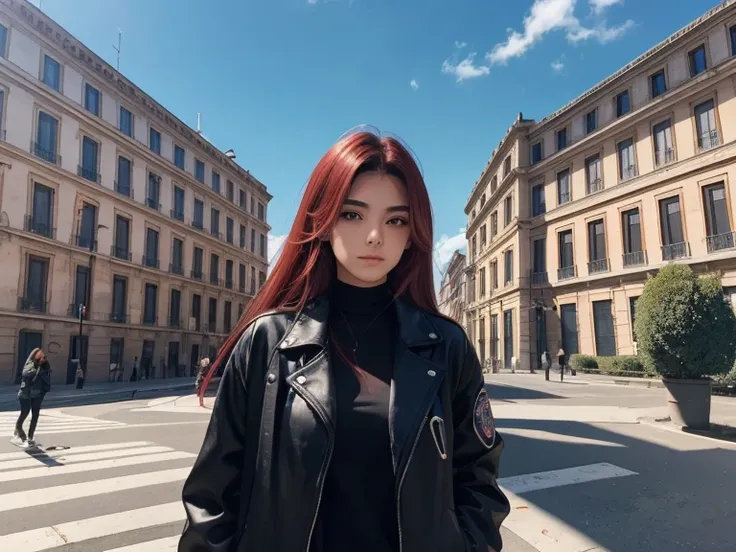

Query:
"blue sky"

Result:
[[36, 0, 722, 285]]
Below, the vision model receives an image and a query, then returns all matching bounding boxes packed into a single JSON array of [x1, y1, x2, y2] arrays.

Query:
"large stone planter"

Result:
[[662, 378, 712, 430]]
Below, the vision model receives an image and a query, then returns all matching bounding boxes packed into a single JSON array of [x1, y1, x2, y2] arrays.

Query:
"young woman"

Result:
[[179, 130, 510, 552], [14, 348, 52, 447]]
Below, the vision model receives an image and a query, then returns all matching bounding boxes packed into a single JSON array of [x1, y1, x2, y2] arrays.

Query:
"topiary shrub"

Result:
[[570, 354, 598, 371], [634, 264, 736, 379]]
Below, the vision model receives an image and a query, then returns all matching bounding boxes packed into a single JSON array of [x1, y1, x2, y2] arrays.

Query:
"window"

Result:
[[531, 142, 543, 165], [689, 44, 707, 77], [585, 155, 602, 194], [147, 172, 161, 210], [193, 246, 203, 279], [42, 55, 61, 91], [250, 196, 255, 214], [531, 183, 545, 217], [556, 128, 567, 151], [490, 314, 499, 359], [622, 208, 644, 266], [585, 109, 597, 134], [471, 235, 477, 261], [110, 338, 125, 367], [111, 275, 128, 322], [238, 303, 244, 318], [77, 203, 97, 250], [651, 70, 666, 98], [250, 266, 256, 294], [119, 107, 133, 137], [211, 208, 220, 237], [169, 288, 182, 328], [195, 160, 205, 183], [503, 309, 513, 368], [557, 169, 571, 205], [225, 260, 234, 289], [480, 225, 487, 248], [174, 145, 185, 170], [694, 99, 718, 150], [23, 256, 49, 313], [149, 128, 161, 154], [618, 138, 636, 181], [210, 253, 220, 285], [260, 234, 267, 258], [171, 238, 184, 274], [239, 263, 246, 292], [84, 84, 100, 116], [239, 224, 246, 248], [226, 217, 234, 244], [224, 301, 232, 333], [191, 294, 202, 330], [208, 298, 218, 330], [73, 265, 90, 316], [144, 228, 159, 268], [587, 219, 608, 273], [616, 90, 630, 118], [504, 196, 512, 226], [593, 300, 616, 356], [504, 249, 513, 284], [227, 180, 234, 202], [258, 202, 265, 221], [212, 171, 221, 194], [239, 189, 246, 209], [504, 156, 512, 176], [0, 23, 7, 58], [0, 89, 4, 133], [731, 25, 736, 56], [35, 111, 58, 164], [29, 182, 54, 239], [653, 119, 674, 166], [630, 297, 639, 342], [116, 156, 132, 197], [532, 238, 546, 278], [490, 176, 498, 193], [251, 228, 256, 252], [480, 194, 486, 209], [173, 186, 185, 220], [479, 267, 486, 297], [143, 283, 158, 325], [80, 136, 99, 182], [703, 182, 733, 251], [113, 215, 130, 259], [560, 304, 579, 355], [259, 271, 266, 288], [558, 230, 574, 278], [659, 196, 686, 260], [193, 199, 204, 229]]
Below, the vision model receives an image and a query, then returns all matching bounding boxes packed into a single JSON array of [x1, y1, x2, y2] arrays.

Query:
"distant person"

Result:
[[558, 347, 566, 381], [129, 356, 139, 382], [13, 348, 51, 447], [194, 357, 210, 393]]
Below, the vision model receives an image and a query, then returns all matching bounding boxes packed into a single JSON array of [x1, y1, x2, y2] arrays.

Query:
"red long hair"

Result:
[[198, 131, 438, 403]]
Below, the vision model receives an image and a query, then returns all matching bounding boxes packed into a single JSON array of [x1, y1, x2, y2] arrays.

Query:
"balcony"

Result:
[[706, 231, 736, 253], [168, 316, 181, 329], [170, 209, 184, 222], [655, 148, 675, 167], [77, 165, 100, 184], [210, 230, 223, 241], [698, 130, 719, 151], [73, 233, 97, 251], [225, 278, 234, 290], [623, 250, 647, 267], [32, 141, 60, 165], [146, 198, 161, 211], [114, 181, 133, 198], [24, 215, 56, 240], [191, 220, 204, 231], [142, 255, 160, 270], [588, 258, 609, 275], [210, 275, 222, 287], [67, 303, 88, 319], [239, 282, 246, 293], [109, 312, 129, 324], [110, 245, 132, 261], [662, 241, 689, 261], [141, 314, 158, 326], [191, 269, 204, 281], [169, 262, 184, 276], [620, 164, 637, 181], [587, 178, 603, 195], [531, 272, 548, 285], [17, 297, 47, 314], [558, 265, 576, 281]]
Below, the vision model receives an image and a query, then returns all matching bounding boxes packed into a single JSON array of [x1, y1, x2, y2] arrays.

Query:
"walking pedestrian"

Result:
[[129, 356, 139, 382], [180, 129, 510, 552], [558, 347, 566, 382], [194, 357, 210, 393], [13, 348, 51, 447]]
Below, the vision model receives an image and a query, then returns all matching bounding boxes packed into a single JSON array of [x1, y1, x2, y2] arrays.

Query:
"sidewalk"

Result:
[[491, 369, 666, 388]]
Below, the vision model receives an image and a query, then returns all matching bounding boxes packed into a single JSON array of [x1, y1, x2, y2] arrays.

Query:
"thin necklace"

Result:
[[334, 298, 395, 354]]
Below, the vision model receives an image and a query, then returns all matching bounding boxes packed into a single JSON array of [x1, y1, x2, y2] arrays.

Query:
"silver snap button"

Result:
[[427, 370, 436, 377], [267, 373, 276, 383], [428, 332, 437, 339], [296, 375, 307, 385]]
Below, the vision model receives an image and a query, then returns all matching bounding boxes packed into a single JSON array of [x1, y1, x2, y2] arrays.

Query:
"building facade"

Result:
[[465, 0, 736, 371], [0, 0, 271, 384], [437, 250, 467, 325]]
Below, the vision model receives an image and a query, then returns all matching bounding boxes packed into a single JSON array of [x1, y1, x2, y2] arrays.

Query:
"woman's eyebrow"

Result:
[[343, 199, 408, 212]]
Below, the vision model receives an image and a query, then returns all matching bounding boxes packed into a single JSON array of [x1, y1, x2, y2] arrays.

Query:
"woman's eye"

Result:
[[340, 211, 361, 221], [387, 218, 408, 226]]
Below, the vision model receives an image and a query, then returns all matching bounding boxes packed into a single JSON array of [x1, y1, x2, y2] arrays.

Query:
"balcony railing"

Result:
[[68, 303, 88, 319], [587, 178, 603, 195], [146, 198, 161, 211], [24, 215, 56, 239], [141, 314, 158, 326], [191, 220, 204, 231], [558, 192, 571, 205], [109, 312, 129, 324], [531, 272, 548, 285], [239, 282, 246, 293], [210, 230, 223, 240], [169, 262, 184, 276], [170, 209, 184, 222], [588, 258, 609, 274], [191, 269, 203, 281], [73, 233, 97, 251], [18, 297, 47, 314], [620, 164, 637, 181], [142, 255, 160, 270], [168, 317, 181, 329], [225, 278, 234, 290], [623, 250, 647, 267], [226, 234, 234, 244], [110, 245, 132, 261], [77, 165, 100, 183], [706, 231, 736, 253], [558, 265, 576, 281], [115, 181, 133, 198], [210, 275, 222, 287], [655, 148, 675, 167], [662, 241, 689, 261], [32, 141, 60, 165], [698, 130, 719, 151]]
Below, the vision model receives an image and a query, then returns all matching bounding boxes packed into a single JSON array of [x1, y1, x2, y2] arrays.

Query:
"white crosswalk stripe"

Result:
[[0, 409, 126, 438]]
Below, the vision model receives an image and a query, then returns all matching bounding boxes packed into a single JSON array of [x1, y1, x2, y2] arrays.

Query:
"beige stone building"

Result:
[[0, 0, 271, 384], [437, 250, 467, 325], [465, 1, 736, 371]]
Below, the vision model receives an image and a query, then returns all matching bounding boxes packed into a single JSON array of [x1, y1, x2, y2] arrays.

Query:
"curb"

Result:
[[638, 416, 736, 448]]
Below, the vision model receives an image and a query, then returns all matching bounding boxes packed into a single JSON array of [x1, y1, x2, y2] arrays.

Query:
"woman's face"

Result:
[[330, 171, 411, 288]]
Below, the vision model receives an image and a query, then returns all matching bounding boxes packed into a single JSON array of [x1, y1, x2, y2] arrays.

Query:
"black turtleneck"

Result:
[[315, 279, 399, 552]]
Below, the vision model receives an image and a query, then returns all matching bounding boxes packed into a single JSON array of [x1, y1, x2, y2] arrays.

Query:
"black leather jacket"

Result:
[[179, 295, 510, 552]]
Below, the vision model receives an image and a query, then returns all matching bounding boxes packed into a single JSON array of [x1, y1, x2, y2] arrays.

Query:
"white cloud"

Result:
[[307, 0, 318, 4], [486, 0, 633, 66], [551, 58, 565, 72], [589, 0, 624, 15], [410, 79, 419, 90], [434, 231, 467, 273], [267, 234, 287, 273], [441, 54, 490, 83], [454, 41, 468, 49]]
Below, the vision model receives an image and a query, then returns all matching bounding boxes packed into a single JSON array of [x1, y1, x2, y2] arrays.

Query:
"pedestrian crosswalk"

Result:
[[0, 409, 127, 438]]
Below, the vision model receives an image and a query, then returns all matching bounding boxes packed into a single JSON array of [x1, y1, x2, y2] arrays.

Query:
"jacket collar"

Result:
[[277, 294, 444, 352]]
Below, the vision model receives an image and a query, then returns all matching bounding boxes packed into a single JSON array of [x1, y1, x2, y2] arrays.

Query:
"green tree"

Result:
[[634, 264, 736, 379]]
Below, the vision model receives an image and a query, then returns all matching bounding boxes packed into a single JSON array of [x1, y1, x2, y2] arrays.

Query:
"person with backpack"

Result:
[[13, 348, 52, 447]]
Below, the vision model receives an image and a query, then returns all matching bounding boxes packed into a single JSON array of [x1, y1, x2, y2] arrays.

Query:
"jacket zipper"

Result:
[[396, 415, 428, 552]]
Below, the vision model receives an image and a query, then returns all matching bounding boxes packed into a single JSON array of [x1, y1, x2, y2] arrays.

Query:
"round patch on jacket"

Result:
[[473, 388, 496, 449]]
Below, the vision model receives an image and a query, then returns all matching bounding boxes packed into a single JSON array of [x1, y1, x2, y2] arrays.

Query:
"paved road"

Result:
[[0, 375, 733, 551]]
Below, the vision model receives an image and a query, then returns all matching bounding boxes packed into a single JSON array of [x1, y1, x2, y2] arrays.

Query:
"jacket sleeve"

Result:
[[179, 324, 256, 551], [451, 334, 510, 552], [21, 361, 38, 381]]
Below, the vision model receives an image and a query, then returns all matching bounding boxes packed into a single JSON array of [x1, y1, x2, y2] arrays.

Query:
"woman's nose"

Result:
[[366, 227, 382, 246]]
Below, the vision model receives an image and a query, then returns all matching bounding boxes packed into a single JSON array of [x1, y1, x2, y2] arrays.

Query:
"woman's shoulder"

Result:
[[231, 309, 299, 359]]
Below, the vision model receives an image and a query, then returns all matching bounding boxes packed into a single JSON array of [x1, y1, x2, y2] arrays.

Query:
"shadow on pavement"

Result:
[[485, 383, 565, 401], [497, 417, 736, 551]]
